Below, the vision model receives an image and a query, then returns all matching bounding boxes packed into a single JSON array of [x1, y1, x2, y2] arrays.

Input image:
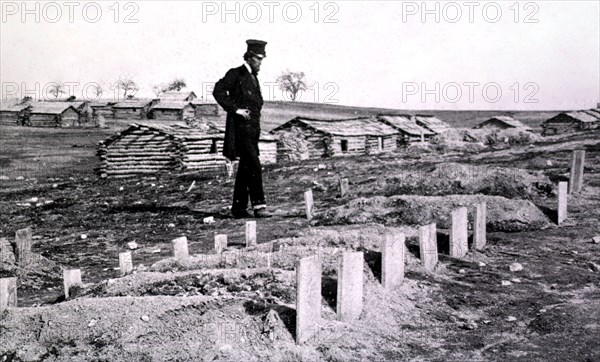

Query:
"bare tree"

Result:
[[166, 78, 187, 92], [48, 83, 65, 99], [90, 83, 103, 99], [152, 83, 167, 97], [117, 78, 138, 99], [276, 71, 307, 102]]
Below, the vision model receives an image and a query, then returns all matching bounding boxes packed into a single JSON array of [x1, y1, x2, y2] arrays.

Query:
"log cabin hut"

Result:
[[148, 101, 196, 121], [0, 103, 30, 125], [473, 116, 533, 132], [190, 100, 224, 118], [414, 115, 453, 134], [271, 117, 399, 158], [98, 122, 226, 178], [89, 100, 118, 119], [159, 91, 198, 102], [112, 99, 157, 120], [27, 102, 80, 127], [541, 109, 600, 135], [375, 114, 435, 144], [204, 120, 278, 164]]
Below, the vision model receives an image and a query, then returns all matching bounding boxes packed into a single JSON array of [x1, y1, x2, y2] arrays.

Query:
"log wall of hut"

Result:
[[365, 135, 397, 154], [179, 137, 226, 171], [113, 107, 147, 120], [258, 142, 277, 164], [98, 131, 178, 178], [194, 104, 222, 117], [396, 131, 429, 145], [29, 114, 58, 127], [91, 106, 115, 119], [329, 136, 366, 156], [57, 108, 81, 127], [0, 111, 20, 125], [541, 114, 598, 135], [151, 110, 182, 121]]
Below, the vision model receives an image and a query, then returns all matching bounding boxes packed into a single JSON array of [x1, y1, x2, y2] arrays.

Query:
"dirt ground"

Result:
[[1, 125, 599, 361]]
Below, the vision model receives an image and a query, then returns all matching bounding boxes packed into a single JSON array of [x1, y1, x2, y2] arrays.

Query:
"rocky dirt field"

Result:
[[1, 125, 599, 361]]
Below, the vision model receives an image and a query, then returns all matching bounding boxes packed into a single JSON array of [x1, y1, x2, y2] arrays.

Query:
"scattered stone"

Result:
[[141, 315, 150, 322], [509, 263, 523, 272], [589, 262, 600, 272], [127, 241, 139, 250], [151, 249, 161, 254], [506, 316, 517, 322], [317, 164, 326, 169], [478, 262, 486, 267], [168, 223, 175, 228], [511, 278, 522, 283], [263, 309, 285, 341], [87, 319, 97, 327], [27, 197, 39, 203], [118, 186, 124, 192], [185, 180, 196, 193], [203, 216, 215, 224], [0, 175, 9, 180], [501, 280, 512, 286], [592, 236, 600, 244], [546, 160, 553, 166], [462, 320, 478, 330], [80, 234, 88, 240], [458, 269, 466, 274], [16, 176, 24, 180]]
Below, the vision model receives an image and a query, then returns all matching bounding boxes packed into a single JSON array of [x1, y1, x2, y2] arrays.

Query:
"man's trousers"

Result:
[[231, 143, 266, 213]]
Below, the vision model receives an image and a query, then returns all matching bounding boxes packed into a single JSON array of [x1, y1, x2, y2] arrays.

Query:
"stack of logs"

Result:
[[97, 123, 227, 178]]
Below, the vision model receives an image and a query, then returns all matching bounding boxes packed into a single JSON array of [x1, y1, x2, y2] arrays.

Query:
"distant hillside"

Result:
[[259, 101, 562, 132]]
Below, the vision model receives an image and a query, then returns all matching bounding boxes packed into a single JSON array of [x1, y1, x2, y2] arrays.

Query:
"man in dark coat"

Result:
[[213, 39, 272, 219]]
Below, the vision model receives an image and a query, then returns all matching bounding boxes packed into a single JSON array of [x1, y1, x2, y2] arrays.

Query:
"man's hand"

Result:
[[236, 108, 251, 120]]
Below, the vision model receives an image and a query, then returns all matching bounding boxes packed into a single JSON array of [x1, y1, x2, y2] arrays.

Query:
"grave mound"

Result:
[[316, 194, 551, 232]]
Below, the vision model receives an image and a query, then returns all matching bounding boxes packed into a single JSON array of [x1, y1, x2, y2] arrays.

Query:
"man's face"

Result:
[[247, 56, 263, 74]]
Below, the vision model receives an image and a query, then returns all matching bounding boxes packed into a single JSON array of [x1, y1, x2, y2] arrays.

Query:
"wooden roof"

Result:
[[113, 99, 154, 109], [100, 122, 274, 148], [274, 117, 399, 137], [553, 111, 600, 124], [475, 116, 532, 130], [28, 102, 79, 115], [159, 91, 197, 101], [0, 103, 30, 112], [151, 101, 193, 110], [376, 115, 435, 136], [414, 115, 452, 134]]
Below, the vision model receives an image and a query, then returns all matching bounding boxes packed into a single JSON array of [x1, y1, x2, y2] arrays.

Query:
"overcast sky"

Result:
[[1, 0, 598, 110]]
